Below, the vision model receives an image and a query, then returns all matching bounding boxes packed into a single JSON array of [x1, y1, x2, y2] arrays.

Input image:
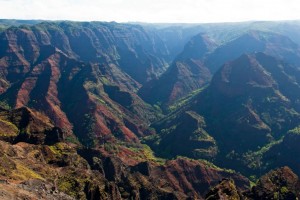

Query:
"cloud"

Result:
[[0, 0, 300, 23]]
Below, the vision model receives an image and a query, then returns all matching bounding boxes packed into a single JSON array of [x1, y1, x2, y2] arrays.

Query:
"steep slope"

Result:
[[0, 22, 182, 147], [0, 105, 250, 199], [0, 138, 250, 199], [262, 127, 300, 176], [151, 53, 300, 176], [139, 34, 216, 105], [1, 47, 154, 148], [247, 167, 300, 199], [145, 111, 217, 160], [205, 179, 242, 200], [205, 30, 300, 73], [3, 20, 300, 199], [0, 21, 171, 85], [0, 106, 64, 145], [152, 24, 206, 61], [197, 53, 300, 153], [206, 167, 300, 199], [8, 54, 155, 145], [140, 30, 300, 106], [197, 53, 300, 176]]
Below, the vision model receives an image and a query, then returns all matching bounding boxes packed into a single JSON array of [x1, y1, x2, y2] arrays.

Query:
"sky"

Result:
[[0, 0, 300, 23]]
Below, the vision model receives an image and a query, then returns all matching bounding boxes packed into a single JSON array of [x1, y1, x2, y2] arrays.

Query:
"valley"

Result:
[[1, 19, 300, 199]]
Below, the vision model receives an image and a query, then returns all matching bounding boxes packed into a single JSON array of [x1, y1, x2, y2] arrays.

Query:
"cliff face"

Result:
[[0, 22, 171, 146], [139, 34, 215, 105], [2, 20, 300, 199], [205, 30, 300, 73], [197, 53, 300, 152], [150, 52, 300, 177], [146, 111, 217, 160], [0, 106, 64, 145], [206, 167, 300, 199], [0, 22, 249, 199], [0, 137, 249, 200], [204, 53, 300, 175], [247, 167, 300, 199], [262, 128, 300, 175], [140, 30, 300, 106], [0, 22, 171, 84]]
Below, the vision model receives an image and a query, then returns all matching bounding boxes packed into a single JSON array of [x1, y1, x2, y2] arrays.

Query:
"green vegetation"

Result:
[[200, 159, 236, 173], [82, 113, 97, 147], [58, 175, 84, 198], [168, 86, 207, 112], [0, 24, 9, 32], [100, 77, 110, 85], [12, 162, 44, 180], [0, 119, 19, 137], [103, 141, 166, 164], [49, 142, 72, 156], [0, 100, 11, 110], [103, 142, 120, 153], [280, 186, 289, 194], [139, 144, 165, 164], [287, 126, 300, 135], [242, 137, 284, 175]]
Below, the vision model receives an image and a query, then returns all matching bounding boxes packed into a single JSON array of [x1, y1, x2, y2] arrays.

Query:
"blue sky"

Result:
[[1, 0, 300, 23]]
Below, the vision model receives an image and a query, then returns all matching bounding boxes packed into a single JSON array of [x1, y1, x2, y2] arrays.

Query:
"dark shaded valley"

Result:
[[1, 19, 300, 199]]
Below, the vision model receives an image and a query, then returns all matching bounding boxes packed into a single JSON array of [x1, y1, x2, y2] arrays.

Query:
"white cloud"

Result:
[[0, 0, 300, 23]]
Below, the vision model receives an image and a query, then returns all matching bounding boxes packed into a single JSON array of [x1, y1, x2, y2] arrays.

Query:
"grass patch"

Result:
[[58, 176, 80, 197], [49, 142, 72, 156], [111, 142, 166, 165], [168, 86, 207, 112], [287, 126, 300, 135], [11, 161, 44, 180], [0, 119, 19, 137]]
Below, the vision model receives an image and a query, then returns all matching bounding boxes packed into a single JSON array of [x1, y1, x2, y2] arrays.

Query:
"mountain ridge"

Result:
[[1, 20, 300, 199]]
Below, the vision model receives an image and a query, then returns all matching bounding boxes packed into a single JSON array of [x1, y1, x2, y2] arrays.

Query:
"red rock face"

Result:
[[156, 158, 249, 196], [0, 106, 64, 144], [12, 52, 73, 134], [0, 23, 163, 146], [78, 147, 250, 199], [0, 136, 250, 200], [16, 77, 37, 107]]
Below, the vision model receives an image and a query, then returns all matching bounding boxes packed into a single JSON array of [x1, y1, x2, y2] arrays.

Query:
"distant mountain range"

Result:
[[1, 19, 300, 199]]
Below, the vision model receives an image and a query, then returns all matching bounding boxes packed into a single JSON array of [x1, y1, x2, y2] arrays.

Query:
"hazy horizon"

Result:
[[1, 0, 300, 23]]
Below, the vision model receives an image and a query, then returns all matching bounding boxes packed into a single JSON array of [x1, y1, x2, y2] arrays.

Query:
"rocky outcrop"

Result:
[[247, 167, 300, 199], [0, 22, 171, 84], [2, 20, 300, 200], [0, 139, 249, 200], [0, 23, 163, 146], [0, 106, 64, 144], [205, 179, 242, 200], [206, 167, 300, 199], [147, 111, 217, 160]]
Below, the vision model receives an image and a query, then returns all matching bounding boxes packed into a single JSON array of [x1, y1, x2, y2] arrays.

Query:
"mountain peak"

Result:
[[211, 52, 276, 97], [177, 33, 217, 60]]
